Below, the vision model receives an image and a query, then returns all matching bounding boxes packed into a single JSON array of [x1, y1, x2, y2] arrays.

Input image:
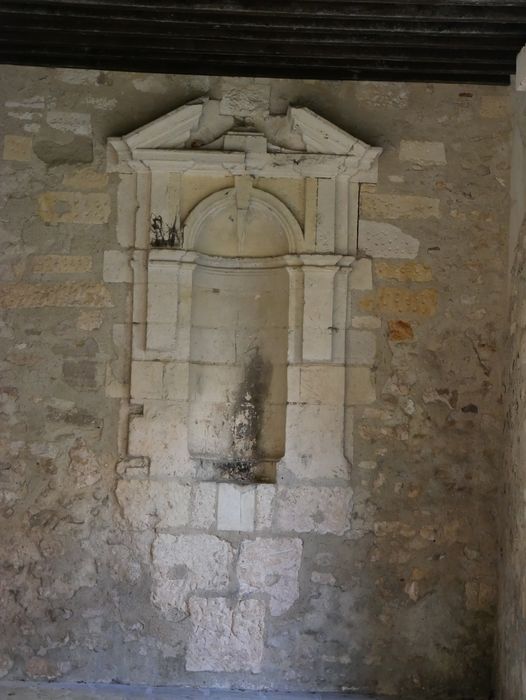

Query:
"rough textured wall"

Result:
[[499, 88, 526, 700], [0, 66, 509, 699]]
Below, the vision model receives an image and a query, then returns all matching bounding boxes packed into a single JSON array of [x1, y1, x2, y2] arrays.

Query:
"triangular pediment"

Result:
[[107, 96, 380, 172]]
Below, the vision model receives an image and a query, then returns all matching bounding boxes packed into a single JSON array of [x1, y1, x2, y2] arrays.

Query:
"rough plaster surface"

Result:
[[0, 66, 510, 700]]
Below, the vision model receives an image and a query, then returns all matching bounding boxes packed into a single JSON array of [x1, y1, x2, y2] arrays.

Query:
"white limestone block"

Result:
[[151, 533, 233, 613], [276, 486, 352, 535], [130, 361, 163, 400], [346, 367, 376, 405], [186, 597, 265, 672], [115, 479, 190, 531], [399, 140, 446, 166], [190, 482, 216, 529], [350, 258, 373, 290], [103, 250, 132, 283], [358, 220, 420, 259], [217, 483, 255, 532], [255, 484, 276, 530], [349, 330, 376, 366], [237, 537, 303, 615]]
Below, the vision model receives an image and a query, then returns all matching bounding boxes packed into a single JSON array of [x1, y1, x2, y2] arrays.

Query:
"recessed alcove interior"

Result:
[[186, 187, 299, 484]]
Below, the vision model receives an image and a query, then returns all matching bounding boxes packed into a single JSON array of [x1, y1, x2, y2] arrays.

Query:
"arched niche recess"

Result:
[[185, 186, 304, 483], [108, 97, 382, 488]]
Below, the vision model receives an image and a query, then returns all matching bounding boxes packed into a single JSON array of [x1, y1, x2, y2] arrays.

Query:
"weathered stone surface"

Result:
[[352, 315, 381, 330], [276, 486, 352, 535], [62, 360, 100, 389], [375, 261, 432, 282], [0, 655, 13, 678], [480, 95, 509, 119], [103, 250, 132, 283], [186, 597, 265, 672], [77, 309, 103, 330], [359, 221, 420, 259], [31, 255, 92, 274], [346, 366, 376, 405], [47, 111, 91, 135], [151, 534, 233, 613], [130, 361, 164, 400], [68, 438, 102, 488], [237, 537, 302, 615], [219, 78, 270, 117], [38, 192, 110, 224], [349, 330, 376, 366], [350, 258, 372, 290], [360, 287, 438, 317], [116, 479, 190, 530], [3, 134, 32, 161], [191, 482, 216, 529], [0, 282, 112, 308], [360, 194, 440, 220], [63, 168, 108, 190], [388, 319, 414, 342], [399, 140, 447, 165]]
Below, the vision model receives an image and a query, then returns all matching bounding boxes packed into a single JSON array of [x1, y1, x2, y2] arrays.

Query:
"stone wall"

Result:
[[0, 66, 509, 699], [498, 87, 526, 700]]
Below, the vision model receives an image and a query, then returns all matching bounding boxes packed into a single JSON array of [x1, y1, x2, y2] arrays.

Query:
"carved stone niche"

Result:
[[108, 97, 381, 484]]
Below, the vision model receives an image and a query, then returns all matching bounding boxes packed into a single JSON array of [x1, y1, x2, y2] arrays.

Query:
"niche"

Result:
[[186, 187, 295, 483]]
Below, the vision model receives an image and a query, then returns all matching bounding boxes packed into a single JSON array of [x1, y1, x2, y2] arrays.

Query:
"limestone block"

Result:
[[128, 401, 193, 478], [349, 330, 376, 366], [116, 174, 137, 248], [63, 168, 108, 190], [191, 482, 216, 529], [237, 537, 302, 615], [77, 309, 103, 331], [163, 361, 189, 401], [151, 533, 233, 612], [359, 221, 420, 259], [103, 250, 132, 283], [116, 479, 190, 530], [130, 361, 163, 400], [31, 255, 92, 274], [350, 258, 373, 290], [375, 261, 432, 282], [360, 194, 439, 220], [282, 403, 348, 480], [255, 484, 276, 530], [360, 288, 438, 317], [217, 483, 255, 532], [3, 134, 32, 161], [38, 192, 110, 224], [352, 315, 381, 330], [346, 367, 376, 405], [299, 365, 345, 405], [47, 110, 91, 135], [186, 597, 265, 673], [399, 140, 446, 166], [0, 282, 111, 308], [276, 486, 352, 535]]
